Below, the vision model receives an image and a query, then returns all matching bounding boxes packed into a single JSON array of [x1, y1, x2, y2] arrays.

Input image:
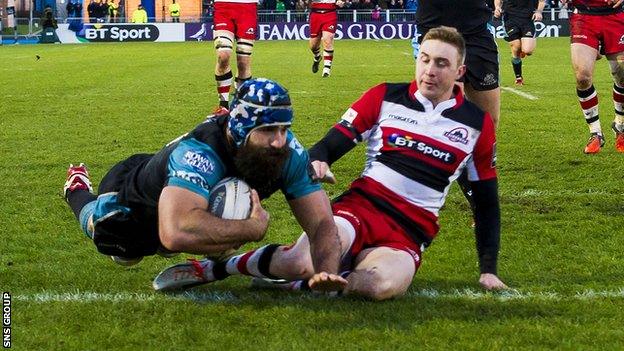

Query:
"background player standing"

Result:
[[564, 0, 624, 153], [494, 0, 546, 86], [212, 0, 258, 112], [309, 0, 343, 77]]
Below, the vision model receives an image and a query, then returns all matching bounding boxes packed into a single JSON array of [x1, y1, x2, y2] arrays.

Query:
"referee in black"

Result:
[[494, 0, 545, 85]]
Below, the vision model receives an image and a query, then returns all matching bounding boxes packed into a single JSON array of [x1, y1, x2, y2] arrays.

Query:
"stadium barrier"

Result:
[[11, 8, 572, 44]]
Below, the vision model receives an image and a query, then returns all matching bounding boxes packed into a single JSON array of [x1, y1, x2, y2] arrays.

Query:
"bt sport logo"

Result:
[[388, 133, 455, 164]]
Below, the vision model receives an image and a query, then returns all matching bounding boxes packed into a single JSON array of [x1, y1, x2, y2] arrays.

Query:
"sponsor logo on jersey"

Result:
[[388, 133, 455, 164], [619, 35, 624, 45], [443, 127, 469, 145], [183, 151, 215, 174], [173, 170, 209, 189], [388, 113, 418, 125]]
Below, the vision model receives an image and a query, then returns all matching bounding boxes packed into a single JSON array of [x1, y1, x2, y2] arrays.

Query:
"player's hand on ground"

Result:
[[247, 189, 269, 241], [479, 273, 508, 291], [308, 272, 348, 292], [311, 160, 337, 184]]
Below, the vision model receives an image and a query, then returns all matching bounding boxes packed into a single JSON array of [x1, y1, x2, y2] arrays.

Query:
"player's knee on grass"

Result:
[[348, 266, 407, 301]]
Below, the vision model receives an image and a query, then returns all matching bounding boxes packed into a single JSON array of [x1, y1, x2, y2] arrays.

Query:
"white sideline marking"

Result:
[[15, 291, 237, 303], [501, 86, 538, 100], [510, 189, 614, 197], [15, 288, 624, 303], [408, 288, 624, 301]]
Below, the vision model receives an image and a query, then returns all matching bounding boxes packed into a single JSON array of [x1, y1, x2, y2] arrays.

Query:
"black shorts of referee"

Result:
[[502, 15, 536, 42]]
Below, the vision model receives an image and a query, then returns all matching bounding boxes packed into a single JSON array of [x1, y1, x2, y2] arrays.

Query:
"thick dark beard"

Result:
[[234, 143, 290, 197]]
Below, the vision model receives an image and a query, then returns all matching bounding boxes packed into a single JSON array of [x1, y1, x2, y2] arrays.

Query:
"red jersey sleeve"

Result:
[[466, 112, 497, 181]]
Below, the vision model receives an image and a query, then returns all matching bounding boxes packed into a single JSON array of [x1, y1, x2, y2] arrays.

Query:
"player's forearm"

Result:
[[308, 218, 342, 275], [471, 179, 501, 275], [169, 209, 264, 251]]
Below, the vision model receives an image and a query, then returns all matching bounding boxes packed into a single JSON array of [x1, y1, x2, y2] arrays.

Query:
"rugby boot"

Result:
[[583, 133, 605, 154], [63, 163, 93, 198], [514, 77, 524, 86], [312, 59, 320, 73], [153, 258, 216, 291], [612, 122, 624, 153]]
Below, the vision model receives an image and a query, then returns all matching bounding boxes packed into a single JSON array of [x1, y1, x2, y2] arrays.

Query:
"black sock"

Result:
[[512, 57, 522, 78], [66, 190, 97, 220]]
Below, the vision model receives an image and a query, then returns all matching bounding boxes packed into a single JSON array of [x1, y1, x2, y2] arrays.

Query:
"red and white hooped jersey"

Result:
[[310, 0, 337, 11], [335, 81, 497, 239]]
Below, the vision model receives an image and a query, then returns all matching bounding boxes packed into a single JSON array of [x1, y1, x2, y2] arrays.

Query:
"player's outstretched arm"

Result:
[[471, 178, 509, 290], [158, 186, 269, 254]]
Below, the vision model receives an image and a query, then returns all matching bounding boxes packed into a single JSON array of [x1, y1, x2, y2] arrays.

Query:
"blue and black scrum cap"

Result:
[[228, 78, 293, 148]]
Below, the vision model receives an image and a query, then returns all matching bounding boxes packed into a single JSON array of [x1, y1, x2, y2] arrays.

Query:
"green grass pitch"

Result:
[[1, 38, 623, 350]]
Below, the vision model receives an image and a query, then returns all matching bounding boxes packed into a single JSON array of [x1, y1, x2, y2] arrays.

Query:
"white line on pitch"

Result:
[[14, 288, 624, 303], [501, 86, 538, 100]]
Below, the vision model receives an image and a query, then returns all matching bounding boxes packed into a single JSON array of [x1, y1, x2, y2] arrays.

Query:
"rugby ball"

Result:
[[208, 177, 252, 220]]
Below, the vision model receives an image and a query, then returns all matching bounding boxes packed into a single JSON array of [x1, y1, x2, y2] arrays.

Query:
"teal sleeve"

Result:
[[166, 138, 226, 201], [281, 132, 322, 200]]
